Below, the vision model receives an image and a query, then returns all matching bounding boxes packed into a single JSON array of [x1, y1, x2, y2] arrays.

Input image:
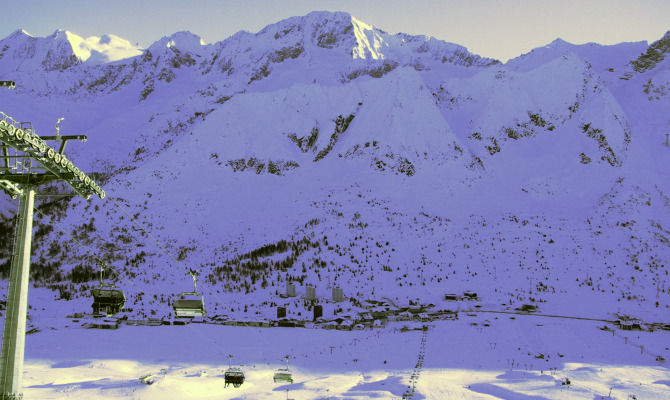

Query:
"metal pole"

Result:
[[0, 186, 35, 400]]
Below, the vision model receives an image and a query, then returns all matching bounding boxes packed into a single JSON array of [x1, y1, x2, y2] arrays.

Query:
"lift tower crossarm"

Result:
[[0, 116, 104, 199], [39, 135, 87, 155]]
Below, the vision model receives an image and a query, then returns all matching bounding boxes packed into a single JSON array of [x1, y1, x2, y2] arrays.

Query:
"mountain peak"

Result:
[[258, 10, 392, 60], [547, 38, 573, 48], [507, 36, 646, 73], [10, 28, 33, 38], [147, 30, 206, 54], [257, 10, 358, 50], [304, 10, 352, 20], [0, 28, 142, 71], [51, 28, 70, 38]]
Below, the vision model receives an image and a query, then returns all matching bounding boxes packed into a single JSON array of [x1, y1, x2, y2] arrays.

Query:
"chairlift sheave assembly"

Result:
[[224, 354, 245, 387], [90, 258, 126, 315], [172, 269, 206, 318]]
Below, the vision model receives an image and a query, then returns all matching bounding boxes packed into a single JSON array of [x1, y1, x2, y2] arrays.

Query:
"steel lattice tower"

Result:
[[0, 83, 105, 399]]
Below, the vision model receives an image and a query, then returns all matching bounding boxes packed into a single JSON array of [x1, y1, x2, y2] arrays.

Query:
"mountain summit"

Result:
[[250, 11, 499, 65], [0, 28, 142, 72], [146, 31, 206, 54]]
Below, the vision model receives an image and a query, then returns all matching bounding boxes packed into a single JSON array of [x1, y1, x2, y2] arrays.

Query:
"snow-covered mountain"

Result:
[[0, 29, 142, 71], [506, 38, 647, 73], [0, 11, 668, 327]]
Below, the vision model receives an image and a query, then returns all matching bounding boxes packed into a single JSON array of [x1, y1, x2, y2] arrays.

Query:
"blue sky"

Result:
[[4, 0, 670, 62]]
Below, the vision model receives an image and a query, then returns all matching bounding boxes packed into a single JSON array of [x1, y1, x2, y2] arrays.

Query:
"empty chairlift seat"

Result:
[[172, 292, 206, 318], [273, 369, 293, 384], [224, 354, 245, 387], [173, 270, 206, 318], [273, 356, 293, 384], [91, 283, 126, 315], [224, 367, 245, 387], [90, 259, 125, 315]]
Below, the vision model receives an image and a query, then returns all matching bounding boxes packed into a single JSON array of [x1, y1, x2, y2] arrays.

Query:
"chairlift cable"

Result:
[[36, 185, 206, 314], [31, 204, 129, 285], [106, 195, 193, 277], [104, 194, 205, 316], [33, 201, 128, 315]]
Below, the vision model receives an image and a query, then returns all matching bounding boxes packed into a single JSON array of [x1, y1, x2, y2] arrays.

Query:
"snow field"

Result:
[[19, 316, 670, 399]]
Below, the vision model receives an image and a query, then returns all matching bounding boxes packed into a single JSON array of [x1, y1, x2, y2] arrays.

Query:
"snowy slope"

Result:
[[0, 12, 667, 334], [506, 38, 647, 74]]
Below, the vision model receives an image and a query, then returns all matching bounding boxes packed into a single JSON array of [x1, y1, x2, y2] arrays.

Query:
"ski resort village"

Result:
[[0, 8, 669, 400]]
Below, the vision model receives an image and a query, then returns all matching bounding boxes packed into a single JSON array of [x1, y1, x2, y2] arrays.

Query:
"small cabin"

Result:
[[332, 287, 344, 302], [463, 290, 478, 300], [408, 304, 423, 314], [313, 304, 323, 321], [517, 304, 538, 313], [305, 285, 317, 301], [337, 319, 354, 331], [286, 283, 297, 298], [618, 318, 642, 331], [370, 307, 388, 319], [277, 306, 287, 319]]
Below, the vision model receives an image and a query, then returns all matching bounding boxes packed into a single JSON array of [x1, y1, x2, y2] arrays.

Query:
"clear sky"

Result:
[[4, 0, 669, 62]]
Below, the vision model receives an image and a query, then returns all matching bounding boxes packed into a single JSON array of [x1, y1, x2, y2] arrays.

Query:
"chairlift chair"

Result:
[[224, 354, 245, 387], [173, 270, 206, 318], [273, 355, 293, 384], [90, 259, 125, 315]]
